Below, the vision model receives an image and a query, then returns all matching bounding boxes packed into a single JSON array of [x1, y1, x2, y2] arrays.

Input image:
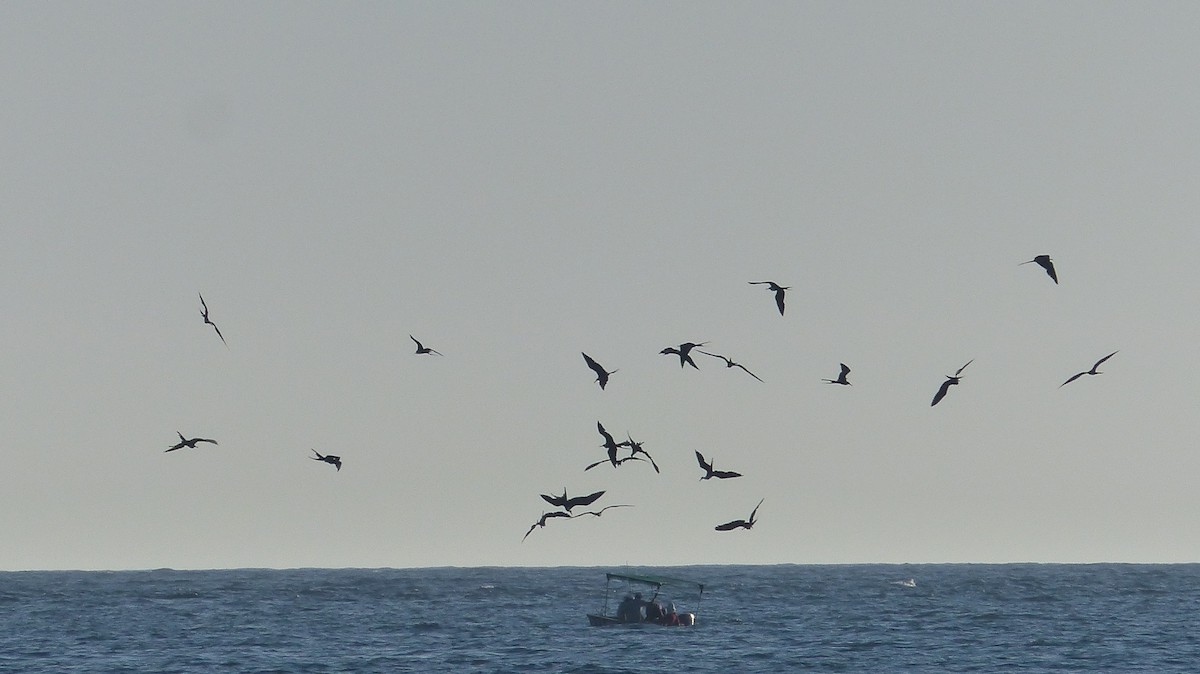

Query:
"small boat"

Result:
[[586, 571, 703, 626]]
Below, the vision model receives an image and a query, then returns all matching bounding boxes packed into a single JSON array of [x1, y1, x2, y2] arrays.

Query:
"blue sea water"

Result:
[[2, 564, 1199, 673]]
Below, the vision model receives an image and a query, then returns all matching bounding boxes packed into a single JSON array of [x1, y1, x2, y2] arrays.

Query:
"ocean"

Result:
[[2, 564, 1198, 673]]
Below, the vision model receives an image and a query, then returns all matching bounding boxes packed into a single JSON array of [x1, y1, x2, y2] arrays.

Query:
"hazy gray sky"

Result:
[[3, 2, 1200, 570]]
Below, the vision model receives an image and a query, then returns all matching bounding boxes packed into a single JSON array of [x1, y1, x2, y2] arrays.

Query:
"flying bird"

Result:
[[310, 449, 342, 471], [410, 335, 443, 356], [571, 504, 634, 518], [823, 363, 852, 386], [623, 433, 660, 474], [660, 341, 707, 369], [522, 511, 573, 541], [581, 352, 617, 390], [931, 359, 973, 407], [697, 350, 763, 382], [198, 293, 227, 347], [695, 451, 742, 480], [584, 455, 646, 472], [540, 488, 605, 512], [1061, 351, 1118, 388], [165, 432, 218, 453], [1020, 255, 1058, 284], [715, 498, 764, 531], [749, 281, 788, 315], [594, 421, 627, 467]]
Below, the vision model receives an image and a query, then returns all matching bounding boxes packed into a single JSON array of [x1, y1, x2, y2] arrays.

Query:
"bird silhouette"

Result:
[[660, 341, 707, 369], [715, 498, 764, 531], [697, 350, 763, 382], [310, 449, 342, 471], [596, 421, 625, 467], [1020, 255, 1058, 284], [749, 281, 788, 315], [622, 433, 659, 473], [931, 359, 973, 406], [571, 504, 634, 518], [540, 489, 605, 512], [198, 293, 227, 347], [695, 451, 742, 480], [1061, 351, 1118, 387], [165, 432, 218, 452], [584, 455, 647, 472], [410, 335, 443, 356], [522, 511, 573, 541], [823, 363, 852, 386], [581, 352, 617, 390]]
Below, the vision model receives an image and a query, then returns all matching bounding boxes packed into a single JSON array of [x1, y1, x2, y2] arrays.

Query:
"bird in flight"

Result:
[[198, 293, 227, 347], [1020, 255, 1058, 284], [522, 511, 573, 541], [596, 421, 625, 467], [310, 449, 342, 471], [823, 363, 852, 386], [695, 451, 742, 480], [660, 341, 707, 369], [165, 432, 218, 453], [410, 335, 443, 356], [540, 488, 605, 512], [715, 498, 764, 531], [581, 352, 617, 390], [1061, 351, 1118, 388], [931, 359, 973, 407], [584, 455, 646, 472], [571, 504, 634, 518], [697, 350, 763, 382], [749, 281, 789, 316], [622, 433, 660, 474]]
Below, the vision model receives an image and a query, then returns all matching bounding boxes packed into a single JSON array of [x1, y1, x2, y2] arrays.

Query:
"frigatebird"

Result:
[[198, 293, 227, 347], [310, 449, 342, 471], [584, 455, 647, 472], [581, 352, 617, 390], [715, 498, 764, 531], [596, 421, 624, 467], [1061, 351, 1118, 388], [695, 451, 742, 480], [931, 359, 973, 407], [410, 335, 443, 356], [1020, 255, 1058, 284], [749, 281, 788, 315], [571, 504, 634, 518], [522, 511, 572, 541], [165, 432, 218, 452], [540, 488, 605, 512], [823, 363, 852, 386], [697, 350, 763, 382], [623, 433, 659, 474], [660, 342, 707, 369]]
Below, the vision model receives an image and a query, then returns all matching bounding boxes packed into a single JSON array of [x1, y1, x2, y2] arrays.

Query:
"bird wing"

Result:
[[1060, 371, 1087, 387], [683, 353, 699, 369], [165, 443, 185, 452], [581, 352, 601, 373], [712, 469, 742, 479], [596, 421, 616, 445], [715, 520, 747, 531], [955, 359, 974, 377], [583, 459, 606, 472], [567, 490, 606, 509], [1092, 351, 1118, 370], [931, 379, 954, 406], [311, 449, 324, 459], [695, 451, 712, 473], [774, 289, 785, 315], [732, 362, 764, 382], [748, 498, 764, 525], [198, 293, 209, 316], [195, 438, 218, 445], [840, 363, 851, 378], [541, 493, 567, 508], [410, 335, 423, 350], [210, 322, 227, 346], [573, 504, 633, 518]]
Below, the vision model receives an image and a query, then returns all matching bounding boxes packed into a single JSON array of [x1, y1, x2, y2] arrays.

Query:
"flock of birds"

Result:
[[172, 254, 1119, 546]]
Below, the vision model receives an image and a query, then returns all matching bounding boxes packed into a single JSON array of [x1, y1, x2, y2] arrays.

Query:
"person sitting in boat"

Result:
[[661, 603, 680, 626], [617, 593, 643, 623], [644, 599, 665, 623]]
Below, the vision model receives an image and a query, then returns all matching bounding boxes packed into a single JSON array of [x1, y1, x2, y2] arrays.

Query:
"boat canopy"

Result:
[[605, 572, 705, 596]]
